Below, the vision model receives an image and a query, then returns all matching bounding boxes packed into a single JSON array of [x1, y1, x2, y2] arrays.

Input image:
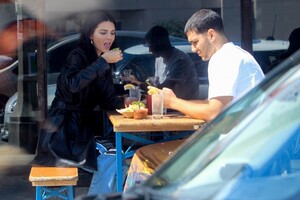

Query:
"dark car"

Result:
[[0, 31, 186, 106], [0, 33, 289, 141], [0, 31, 189, 141]]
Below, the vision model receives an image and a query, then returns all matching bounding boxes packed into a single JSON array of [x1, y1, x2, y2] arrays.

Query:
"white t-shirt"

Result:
[[208, 42, 265, 101], [155, 57, 166, 84]]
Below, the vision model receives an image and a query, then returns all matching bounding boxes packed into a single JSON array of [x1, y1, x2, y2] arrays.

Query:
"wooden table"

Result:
[[107, 111, 205, 192]]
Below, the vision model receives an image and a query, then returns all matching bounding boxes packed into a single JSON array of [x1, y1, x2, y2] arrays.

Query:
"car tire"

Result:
[[0, 95, 8, 125]]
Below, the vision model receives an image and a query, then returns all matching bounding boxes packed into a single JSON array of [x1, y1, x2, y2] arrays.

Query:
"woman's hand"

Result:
[[101, 49, 123, 63]]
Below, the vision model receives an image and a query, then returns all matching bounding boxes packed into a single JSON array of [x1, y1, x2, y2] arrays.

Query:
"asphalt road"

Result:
[[0, 141, 91, 200]]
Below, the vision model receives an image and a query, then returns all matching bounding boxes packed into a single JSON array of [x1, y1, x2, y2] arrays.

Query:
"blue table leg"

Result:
[[116, 131, 123, 192], [36, 186, 42, 200]]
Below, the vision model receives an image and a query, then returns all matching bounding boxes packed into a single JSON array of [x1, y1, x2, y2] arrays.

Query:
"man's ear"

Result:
[[207, 29, 216, 41]]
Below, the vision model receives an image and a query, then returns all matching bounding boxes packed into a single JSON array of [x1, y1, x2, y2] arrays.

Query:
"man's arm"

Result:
[[163, 87, 232, 121]]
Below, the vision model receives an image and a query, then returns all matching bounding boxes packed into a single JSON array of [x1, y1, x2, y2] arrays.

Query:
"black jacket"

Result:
[[31, 48, 123, 171]]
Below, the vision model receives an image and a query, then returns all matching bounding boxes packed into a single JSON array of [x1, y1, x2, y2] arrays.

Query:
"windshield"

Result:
[[140, 52, 300, 199]]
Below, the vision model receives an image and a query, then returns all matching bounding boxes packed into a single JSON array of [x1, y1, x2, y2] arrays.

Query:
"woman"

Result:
[[31, 11, 124, 171]]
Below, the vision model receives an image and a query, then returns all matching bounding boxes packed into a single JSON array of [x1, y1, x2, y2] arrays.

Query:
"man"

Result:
[[163, 9, 264, 121], [124, 9, 265, 190], [129, 25, 200, 100]]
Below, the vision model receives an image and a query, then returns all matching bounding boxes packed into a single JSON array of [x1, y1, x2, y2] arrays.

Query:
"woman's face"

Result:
[[90, 21, 116, 56]]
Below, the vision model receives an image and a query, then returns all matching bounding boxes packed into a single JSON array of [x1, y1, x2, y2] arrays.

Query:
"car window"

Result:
[[253, 50, 287, 73], [116, 53, 156, 81]]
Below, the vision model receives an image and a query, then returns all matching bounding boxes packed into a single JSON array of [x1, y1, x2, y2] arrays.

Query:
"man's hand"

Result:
[[162, 87, 177, 108]]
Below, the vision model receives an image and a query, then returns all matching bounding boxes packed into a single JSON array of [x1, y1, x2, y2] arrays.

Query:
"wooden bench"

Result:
[[29, 166, 78, 200]]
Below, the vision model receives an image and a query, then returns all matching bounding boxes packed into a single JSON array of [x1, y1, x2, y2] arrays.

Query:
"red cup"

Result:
[[146, 95, 152, 115]]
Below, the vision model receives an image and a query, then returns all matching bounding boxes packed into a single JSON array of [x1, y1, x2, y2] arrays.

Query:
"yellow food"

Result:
[[147, 86, 159, 95], [113, 47, 120, 51], [116, 101, 147, 118], [130, 101, 146, 110], [124, 83, 135, 90], [116, 107, 134, 118]]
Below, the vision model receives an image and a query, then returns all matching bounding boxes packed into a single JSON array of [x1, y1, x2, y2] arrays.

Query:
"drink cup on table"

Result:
[[129, 86, 141, 101], [124, 86, 141, 107], [124, 97, 136, 107], [151, 90, 163, 119]]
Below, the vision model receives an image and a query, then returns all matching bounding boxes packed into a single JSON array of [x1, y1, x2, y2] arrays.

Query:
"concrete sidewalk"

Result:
[[0, 141, 91, 199]]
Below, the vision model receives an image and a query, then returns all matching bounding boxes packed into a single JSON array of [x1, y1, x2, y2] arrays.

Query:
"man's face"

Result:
[[147, 42, 160, 58], [186, 30, 214, 61]]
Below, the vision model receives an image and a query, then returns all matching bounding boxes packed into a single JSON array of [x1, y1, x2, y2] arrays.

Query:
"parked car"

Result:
[[249, 39, 289, 73], [0, 31, 187, 140], [0, 40, 206, 141], [77, 50, 300, 199], [0, 30, 186, 102], [1, 36, 290, 142], [117, 38, 289, 96]]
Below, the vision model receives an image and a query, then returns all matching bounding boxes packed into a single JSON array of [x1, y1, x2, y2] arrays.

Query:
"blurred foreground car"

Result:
[[77, 49, 300, 200]]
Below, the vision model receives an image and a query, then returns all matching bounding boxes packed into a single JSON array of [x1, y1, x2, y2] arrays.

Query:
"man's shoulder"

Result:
[[172, 47, 192, 61], [215, 42, 255, 60]]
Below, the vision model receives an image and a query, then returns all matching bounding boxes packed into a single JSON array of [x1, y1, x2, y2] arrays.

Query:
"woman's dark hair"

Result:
[[145, 25, 172, 53], [184, 9, 224, 34], [79, 11, 117, 63]]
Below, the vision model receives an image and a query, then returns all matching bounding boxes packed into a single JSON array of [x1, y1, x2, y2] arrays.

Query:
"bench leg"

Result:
[[36, 186, 42, 200], [68, 186, 75, 200], [35, 186, 74, 200]]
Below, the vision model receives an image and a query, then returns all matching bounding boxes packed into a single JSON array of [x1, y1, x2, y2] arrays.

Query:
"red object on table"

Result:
[[146, 95, 152, 115], [133, 109, 148, 119]]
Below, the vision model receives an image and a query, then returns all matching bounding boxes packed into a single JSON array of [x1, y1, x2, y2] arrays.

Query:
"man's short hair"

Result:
[[184, 9, 224, 34]]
